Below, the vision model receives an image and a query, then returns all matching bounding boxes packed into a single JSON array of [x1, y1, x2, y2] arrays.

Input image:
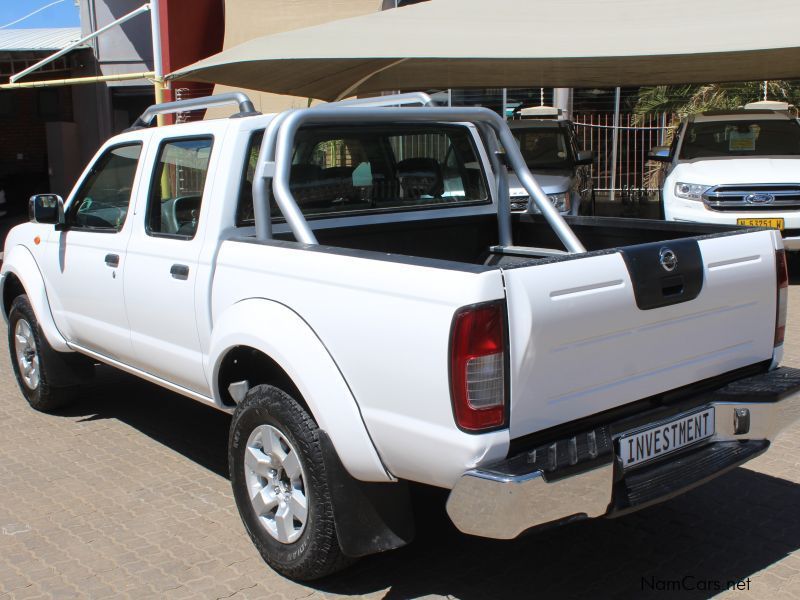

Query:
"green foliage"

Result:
[[632, 81, 800, 122]]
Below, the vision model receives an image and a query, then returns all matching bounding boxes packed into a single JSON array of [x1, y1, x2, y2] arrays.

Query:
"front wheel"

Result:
[[229, 384, 353, 581], [7, 295, 77, 412]]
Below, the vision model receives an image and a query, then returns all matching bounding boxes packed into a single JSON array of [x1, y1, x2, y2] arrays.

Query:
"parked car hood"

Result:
[[672, 158, 800, 185], [508, 171, 572, 196]]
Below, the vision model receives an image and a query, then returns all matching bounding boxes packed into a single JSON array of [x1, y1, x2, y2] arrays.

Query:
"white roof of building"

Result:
[[0, 28, 82, 52]]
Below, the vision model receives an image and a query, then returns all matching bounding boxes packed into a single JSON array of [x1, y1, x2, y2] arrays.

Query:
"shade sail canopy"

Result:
[[169, 0, 800, 101]]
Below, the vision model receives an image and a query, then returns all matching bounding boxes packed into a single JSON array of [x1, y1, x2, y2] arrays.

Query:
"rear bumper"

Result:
[[446, 367, 800, 539]]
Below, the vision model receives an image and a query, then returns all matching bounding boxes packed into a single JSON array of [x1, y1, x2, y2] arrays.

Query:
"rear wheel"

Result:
[[8, 295, 77, 412], [229, 384, 353, 581]]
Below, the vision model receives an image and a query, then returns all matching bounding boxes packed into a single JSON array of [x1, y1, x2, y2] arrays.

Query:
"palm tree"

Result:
[[633, 81, 800, 121]]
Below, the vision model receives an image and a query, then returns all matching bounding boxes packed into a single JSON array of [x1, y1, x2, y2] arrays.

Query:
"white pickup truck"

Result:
[[2, 93, 800, 581]]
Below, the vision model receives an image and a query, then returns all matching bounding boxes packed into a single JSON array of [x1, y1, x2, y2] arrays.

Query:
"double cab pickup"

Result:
[[2, 92, 799, 580]]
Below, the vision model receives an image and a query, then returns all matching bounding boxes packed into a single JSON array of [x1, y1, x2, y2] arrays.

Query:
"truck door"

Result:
[[42, 142, 144, 362], [123, 135, 214, 394]]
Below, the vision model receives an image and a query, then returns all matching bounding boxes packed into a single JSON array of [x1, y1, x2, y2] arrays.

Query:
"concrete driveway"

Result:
[[0, 286, 799, 599]]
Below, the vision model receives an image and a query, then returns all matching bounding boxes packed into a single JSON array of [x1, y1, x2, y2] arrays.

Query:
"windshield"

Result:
[[679, 119, 800, 160], [511, 127, 572, 169]]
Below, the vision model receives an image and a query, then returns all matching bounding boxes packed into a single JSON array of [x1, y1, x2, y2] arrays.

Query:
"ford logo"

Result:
[[745, 193, 775, 204], [659, 247, 678, 272]]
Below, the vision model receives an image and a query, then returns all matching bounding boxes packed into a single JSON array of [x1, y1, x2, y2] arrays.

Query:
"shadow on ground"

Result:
[[49, 366, 800, 600], [58, 366, 231, 478]]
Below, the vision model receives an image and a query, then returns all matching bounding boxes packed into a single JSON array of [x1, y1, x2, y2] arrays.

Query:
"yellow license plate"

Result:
[[737, 218, 784, 230]]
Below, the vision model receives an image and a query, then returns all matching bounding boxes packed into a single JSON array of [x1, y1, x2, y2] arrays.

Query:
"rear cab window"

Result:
[[146, 136, 214, 239], [236, 124, 489, 226]]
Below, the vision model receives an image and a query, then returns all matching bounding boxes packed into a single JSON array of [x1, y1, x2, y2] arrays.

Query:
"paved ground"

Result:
[[1, 270, 800, 599]]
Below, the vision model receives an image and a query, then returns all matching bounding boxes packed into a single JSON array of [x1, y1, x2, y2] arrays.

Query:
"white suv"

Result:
[[650, 109, 800, 250]]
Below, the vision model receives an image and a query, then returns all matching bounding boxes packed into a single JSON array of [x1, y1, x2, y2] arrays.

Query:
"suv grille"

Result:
[[509, 196, 529, 211], [703, 184, 800, 212]]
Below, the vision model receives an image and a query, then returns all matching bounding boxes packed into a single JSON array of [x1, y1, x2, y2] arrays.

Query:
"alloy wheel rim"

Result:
[[244, 424, 308, 544], [14, 319, 40, 390]]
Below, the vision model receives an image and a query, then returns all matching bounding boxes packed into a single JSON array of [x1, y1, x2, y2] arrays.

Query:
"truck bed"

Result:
[[267, 214, 745, 266], [223, 215, 779, 484]]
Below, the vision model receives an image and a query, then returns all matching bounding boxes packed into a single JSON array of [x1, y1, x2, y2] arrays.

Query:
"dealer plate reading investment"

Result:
[[619, 407, 715, 468]]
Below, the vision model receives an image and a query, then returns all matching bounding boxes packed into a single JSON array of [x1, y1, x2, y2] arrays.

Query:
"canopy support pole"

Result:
[[10, 4, 151, 84], [0, 71, 155, 90], [609, 86, 621, 203]]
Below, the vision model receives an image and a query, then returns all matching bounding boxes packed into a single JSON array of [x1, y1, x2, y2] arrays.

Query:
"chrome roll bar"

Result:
[[328, 92, 435, 108], [255, 106, 586, 254]]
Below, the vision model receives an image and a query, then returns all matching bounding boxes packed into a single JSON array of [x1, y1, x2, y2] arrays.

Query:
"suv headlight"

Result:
[[547, 192, 570, 212], [674, 182, 709, 201]]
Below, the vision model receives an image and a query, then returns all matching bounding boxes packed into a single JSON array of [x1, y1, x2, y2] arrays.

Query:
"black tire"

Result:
[[229, 384, 353, 581], [7, 295, 77, 412]]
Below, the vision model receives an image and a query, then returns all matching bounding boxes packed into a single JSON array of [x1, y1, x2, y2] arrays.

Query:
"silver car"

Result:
[[506, 119, 594, 215]]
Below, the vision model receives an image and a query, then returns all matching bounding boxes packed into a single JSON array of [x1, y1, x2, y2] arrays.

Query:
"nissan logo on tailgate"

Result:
[[745, 193, 775, 204], [659, 247, 678, 272]]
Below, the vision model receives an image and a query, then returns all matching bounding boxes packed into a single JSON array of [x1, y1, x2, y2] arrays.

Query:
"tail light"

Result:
[[775, 248, 789, 346], [449, 301, 507, 431]]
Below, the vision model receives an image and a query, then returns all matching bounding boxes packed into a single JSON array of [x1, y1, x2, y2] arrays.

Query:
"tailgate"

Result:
[[503, 230, 779, 439]]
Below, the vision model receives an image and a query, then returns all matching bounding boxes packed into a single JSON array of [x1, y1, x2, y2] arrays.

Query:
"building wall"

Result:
[[0, 84, 75, 212], [159, 0, 225, 120], [209, 0, 381, 117], [79, 0, 154, 77]]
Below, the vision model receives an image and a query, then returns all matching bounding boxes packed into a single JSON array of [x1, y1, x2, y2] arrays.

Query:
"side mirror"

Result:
[[648, 146, 672, 162], [29, 194, 64, 225], [575, 150, 594, 165]]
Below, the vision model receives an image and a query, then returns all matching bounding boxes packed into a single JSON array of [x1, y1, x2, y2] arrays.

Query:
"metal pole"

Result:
[[149, 0, 167, 124], [501, 88, 507, 120], [609, 86, 621, 203], [553, 88, 572, 121], [1, 71, 155, 90], [10, 3, 151, 83]]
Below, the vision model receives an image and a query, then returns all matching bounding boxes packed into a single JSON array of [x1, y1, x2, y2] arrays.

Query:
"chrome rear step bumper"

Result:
[[446, 367, 800, 539]]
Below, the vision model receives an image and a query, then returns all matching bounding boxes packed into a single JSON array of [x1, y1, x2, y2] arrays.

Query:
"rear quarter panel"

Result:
[[211, 240, 510, 488]]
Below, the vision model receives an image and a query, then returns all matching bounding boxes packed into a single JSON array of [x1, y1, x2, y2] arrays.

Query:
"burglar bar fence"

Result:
[[572, 112, 677, 199]]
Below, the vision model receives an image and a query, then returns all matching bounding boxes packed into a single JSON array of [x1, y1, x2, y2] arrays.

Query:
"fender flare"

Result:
[[209, 297, 392, 483], [1, 245, 70, 352]]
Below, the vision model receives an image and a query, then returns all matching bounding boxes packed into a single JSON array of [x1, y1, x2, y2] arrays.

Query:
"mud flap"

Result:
[[318, 430, 415, 557], [38, 328, 95, 386]]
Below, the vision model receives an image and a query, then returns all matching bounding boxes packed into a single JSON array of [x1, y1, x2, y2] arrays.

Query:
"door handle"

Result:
[[170, 264, 190, 280], [104, 253, 119, 267]]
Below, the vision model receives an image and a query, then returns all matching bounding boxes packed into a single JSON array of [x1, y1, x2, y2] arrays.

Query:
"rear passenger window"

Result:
[[69, 143, 142, 231], [236, 125, 488, 226], [147, 137, 213, 239]]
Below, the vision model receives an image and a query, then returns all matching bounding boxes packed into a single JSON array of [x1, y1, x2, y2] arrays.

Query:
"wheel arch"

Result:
[[1, 246, 69, 351], [209, 297, 392, 483], [2, 271, 25, 320]]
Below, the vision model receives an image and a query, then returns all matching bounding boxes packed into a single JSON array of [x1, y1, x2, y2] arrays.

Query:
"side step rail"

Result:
[[126, 92, 259, 130]]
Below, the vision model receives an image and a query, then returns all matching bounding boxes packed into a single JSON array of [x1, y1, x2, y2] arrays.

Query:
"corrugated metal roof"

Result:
[[0, 28, 82, 52]]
